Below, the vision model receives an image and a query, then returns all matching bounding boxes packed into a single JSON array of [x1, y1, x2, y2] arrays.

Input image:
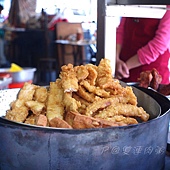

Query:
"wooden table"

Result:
[[55, 39, 96, 66]]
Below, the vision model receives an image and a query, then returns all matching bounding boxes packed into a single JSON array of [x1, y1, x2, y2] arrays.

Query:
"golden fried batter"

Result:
[[60, 64, 78, 92], [5, 59, 150, 129], [5, 106, 29, 123], [96, 59, 114, 89], [74, 65, 89, 81], [46, 81, 64, 121], [86, 64, 98, 85], [18, 82, 38, 101], [80, 80, 110, 98], [25, 101, 45, 115], [34, 86, 48, 103], [5, 83, 39, 123], [76, 85, 96, 103], [63, 92, 81, 112], [95, 103, 149, 122], [65, 111, 121, 129]]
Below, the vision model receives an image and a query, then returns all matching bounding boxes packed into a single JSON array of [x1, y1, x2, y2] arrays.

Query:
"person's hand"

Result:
[[115, 59, 129, 79]]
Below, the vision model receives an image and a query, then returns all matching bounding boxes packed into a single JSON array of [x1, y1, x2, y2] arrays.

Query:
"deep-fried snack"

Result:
[[46, 81, 64, 121], [49, 117, 72, 129], [80, 80, 110, 98], [60, 64, 78, 92], [25, 101, 45, 115], [25, 114, 36, 125], [10, 99, 25, 109], [5, 106, 29, 123], [18, 82, 38, 101], [150, 68, 162, 90], [35, 114, 47, 127], [94, 103, 149, 122], [116, 86, 137, 106], [105, 115, 138, 125], [63, 92, 81, 112], [138, 68, 162, 90], [72, 93, 90, 107], [86, 64, 98, 85], [74, 65, 89, 81], [65, 111, 121, 129], [96, 59, 113, 89], [138, 71, 153, 88], [76, 85, 96, 103], [5, 59, 150, 129], [85, 98, 114, 117], [5, 83, 39, 123], [46, 103, 64, 121], [34, 86, 48, 103]]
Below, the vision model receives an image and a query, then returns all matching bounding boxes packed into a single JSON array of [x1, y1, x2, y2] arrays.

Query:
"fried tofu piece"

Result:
[[5, 106, 29, 123], [25, 114, 36, 125], [18, 82, 38, 101], [46, 81, 65, 121], [35, 114, 47, 127], [63, 92, 81, 112], [34, 86, 48, 103], [49, 117, 72, 129], [25, 101, 45, 115], [47, 103, 64, 121], [10, 99, 25, 109], [65, 111, 121, 129], [5, 83, 40, 123]]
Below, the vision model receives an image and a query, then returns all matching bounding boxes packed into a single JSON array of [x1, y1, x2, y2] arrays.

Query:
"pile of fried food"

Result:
[[138, 68, 170, 96], [5, 59, 150, 129]]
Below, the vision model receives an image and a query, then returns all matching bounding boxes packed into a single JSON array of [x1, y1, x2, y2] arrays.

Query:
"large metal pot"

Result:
[[0, 85, 169, 170]]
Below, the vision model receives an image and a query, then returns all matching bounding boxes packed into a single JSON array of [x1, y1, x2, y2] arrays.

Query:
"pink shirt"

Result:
[[116, 5, 170, 65]]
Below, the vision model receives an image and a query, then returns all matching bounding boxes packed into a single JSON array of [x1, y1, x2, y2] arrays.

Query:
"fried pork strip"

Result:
[[76, 85, 96, 103], [105, 115, 138, 125], [60, 64, 78, 92], [80, 80, 110, 98], [85, 64, 98, 85], [95, 103, 149, 122], [74, 65, 89, 81], [96, 59, 113, 88]]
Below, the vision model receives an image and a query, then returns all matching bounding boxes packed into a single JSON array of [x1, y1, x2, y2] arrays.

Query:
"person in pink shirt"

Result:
[[115, 5, 170, 84]]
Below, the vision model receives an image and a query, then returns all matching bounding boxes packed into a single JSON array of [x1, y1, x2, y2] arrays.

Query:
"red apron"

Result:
[[120, 17, 170, 84]]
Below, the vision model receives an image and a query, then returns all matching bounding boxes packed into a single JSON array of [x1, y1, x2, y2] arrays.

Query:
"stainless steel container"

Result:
[[0, 68, 36, 83], [0, 85, 169, 170]]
